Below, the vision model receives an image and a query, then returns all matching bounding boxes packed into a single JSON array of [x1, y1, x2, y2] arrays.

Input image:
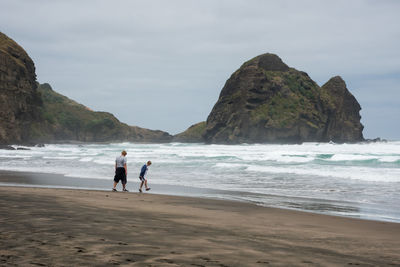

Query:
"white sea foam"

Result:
[[215, 163, 248, 169], [43, 156, 80, 160], [79, 157, 93, 162], [329, 154, 378, 161], [93, 159, 114, 165], [274, 155, 314, 163], [378, 156, 400, 162], [246, 165, 400, 182], [0, 155, 33, 159]]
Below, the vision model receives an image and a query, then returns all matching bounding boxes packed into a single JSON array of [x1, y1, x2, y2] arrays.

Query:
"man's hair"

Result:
[[122, 150, 127, 156], [147, 160, 152, 165]]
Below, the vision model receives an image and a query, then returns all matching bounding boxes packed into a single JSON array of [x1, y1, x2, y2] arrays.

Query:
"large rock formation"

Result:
[[319, 76, 363, 142], [202, 53, 364, 144], [0, 32, 43, 144], [0, 32, 171, 144]]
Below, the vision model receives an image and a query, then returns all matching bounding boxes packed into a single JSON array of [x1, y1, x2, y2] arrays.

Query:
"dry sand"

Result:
[[0, 186, 399, 266]]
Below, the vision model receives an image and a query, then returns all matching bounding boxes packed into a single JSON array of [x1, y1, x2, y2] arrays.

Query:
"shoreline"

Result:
[[0, 169, 399, 224], [1, 186, 399, 265], [1, 138, 395, 147]]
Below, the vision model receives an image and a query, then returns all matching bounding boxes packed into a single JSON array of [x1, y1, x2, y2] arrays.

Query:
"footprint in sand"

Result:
[[74, 246, 86, 253], [29, 262, 47, 266], [156, 258, 175, 264]]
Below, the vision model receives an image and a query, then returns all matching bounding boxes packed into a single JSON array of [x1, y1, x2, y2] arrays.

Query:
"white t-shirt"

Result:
[[115, 155, 127, 168]]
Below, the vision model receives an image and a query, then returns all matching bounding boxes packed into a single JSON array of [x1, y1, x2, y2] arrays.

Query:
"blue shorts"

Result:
[[139, 176, 146, 182]]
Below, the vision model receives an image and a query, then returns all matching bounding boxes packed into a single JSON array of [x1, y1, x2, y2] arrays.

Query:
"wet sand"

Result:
[[0, 186, 399, 266]]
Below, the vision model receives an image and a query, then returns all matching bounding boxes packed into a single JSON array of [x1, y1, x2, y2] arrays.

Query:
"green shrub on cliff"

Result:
[[173, 121, 206, 143], [35, 83, 172, 143]]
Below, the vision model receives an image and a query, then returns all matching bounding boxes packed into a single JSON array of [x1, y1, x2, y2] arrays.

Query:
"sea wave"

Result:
[[1, 142, 399, 221], [246, 165, 400, 182], [329, 154, 378, 161]]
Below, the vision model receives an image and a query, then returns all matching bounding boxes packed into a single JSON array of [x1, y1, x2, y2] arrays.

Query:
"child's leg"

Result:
[[140, 181, 144, 189], [145, 179, 148, 189]]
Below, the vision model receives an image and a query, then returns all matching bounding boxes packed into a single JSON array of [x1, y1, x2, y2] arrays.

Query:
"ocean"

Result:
[[1, 142, 399, 222]]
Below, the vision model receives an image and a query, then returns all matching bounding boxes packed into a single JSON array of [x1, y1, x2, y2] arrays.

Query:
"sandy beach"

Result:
[[0, 186, 399, 266]]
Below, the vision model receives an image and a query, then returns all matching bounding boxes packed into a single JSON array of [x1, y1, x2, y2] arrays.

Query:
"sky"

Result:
[[1, 0, 399, 139]]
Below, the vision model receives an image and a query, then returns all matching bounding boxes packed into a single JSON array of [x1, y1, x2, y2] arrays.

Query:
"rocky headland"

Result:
[[0, 32, 43, 144], [0, 32, 171, 145], [179, 53, 364, 144]]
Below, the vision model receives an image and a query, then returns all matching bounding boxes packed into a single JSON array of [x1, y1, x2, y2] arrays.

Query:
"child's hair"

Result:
[[147, 160, 152, 165], [122, 150, 127, 156]]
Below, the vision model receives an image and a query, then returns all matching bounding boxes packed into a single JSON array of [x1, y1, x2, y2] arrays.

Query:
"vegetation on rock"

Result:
[[173, 122, 206, 143], [33, 83, 172, 143]]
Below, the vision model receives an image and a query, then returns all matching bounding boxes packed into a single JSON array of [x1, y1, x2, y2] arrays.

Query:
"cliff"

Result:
[[0, 32, 171, 144], [0, 32, 43, 144], [319, 76, 364, 142], [202, 53, 364, 144], [34, 83, 172, 143]]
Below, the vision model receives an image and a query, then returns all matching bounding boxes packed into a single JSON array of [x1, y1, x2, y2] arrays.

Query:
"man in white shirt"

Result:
[[112, 150, 128, 192]]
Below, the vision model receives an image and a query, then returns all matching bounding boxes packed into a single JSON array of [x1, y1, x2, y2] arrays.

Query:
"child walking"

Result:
[[139, 161, 152, 193]]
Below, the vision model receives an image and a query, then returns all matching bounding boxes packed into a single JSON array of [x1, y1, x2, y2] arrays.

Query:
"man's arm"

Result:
[[124, 163, 127, 175]]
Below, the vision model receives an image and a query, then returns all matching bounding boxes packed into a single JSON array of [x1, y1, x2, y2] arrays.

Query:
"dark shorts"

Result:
[[139, 176, 146, 182], [114, 167, 127, 184]]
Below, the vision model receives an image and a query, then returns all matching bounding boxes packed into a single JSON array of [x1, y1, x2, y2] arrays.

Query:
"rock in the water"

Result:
[[203, 53, 364, 144], [364, 137, 387, 143], [319, 76, 364, 142], [16, 147, 30, 150], [0, 145, 15, 150]]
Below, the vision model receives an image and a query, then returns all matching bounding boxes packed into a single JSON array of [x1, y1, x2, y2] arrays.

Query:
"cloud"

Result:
[[1, 0, 399, 137]]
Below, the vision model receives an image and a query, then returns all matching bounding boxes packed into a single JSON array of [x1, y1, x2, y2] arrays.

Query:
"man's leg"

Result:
[[121, 174, 128, 191], [113, 181, 118, 189]]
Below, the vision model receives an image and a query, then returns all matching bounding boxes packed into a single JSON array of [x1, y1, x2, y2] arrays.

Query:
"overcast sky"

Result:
[[1, 0, 399, 139]]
